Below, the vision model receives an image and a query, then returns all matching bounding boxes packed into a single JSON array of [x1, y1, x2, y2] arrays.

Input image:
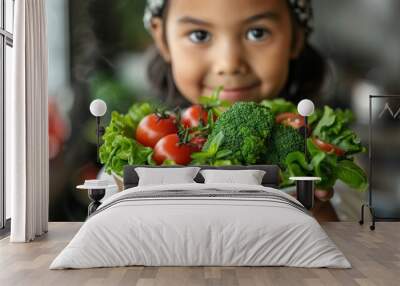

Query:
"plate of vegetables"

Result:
[[99, 88, 367, 192]]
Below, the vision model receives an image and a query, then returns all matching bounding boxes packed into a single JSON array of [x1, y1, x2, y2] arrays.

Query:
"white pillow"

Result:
[[200, 169, 266, 185], [135, 167, 201, 186]]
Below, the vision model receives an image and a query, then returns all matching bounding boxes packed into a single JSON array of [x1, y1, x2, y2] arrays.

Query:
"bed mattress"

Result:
[[50, 183, 350, 269]]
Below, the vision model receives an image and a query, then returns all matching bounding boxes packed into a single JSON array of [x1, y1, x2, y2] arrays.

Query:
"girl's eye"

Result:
[[188, 30, 211, 43], [246, 28, 270, 42]]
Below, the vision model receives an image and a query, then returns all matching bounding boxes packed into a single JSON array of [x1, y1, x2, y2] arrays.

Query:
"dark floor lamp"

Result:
[[89, 99, 107, 162], [290, 99, 321, 210], [77, 99, 109, 216], [297, 99, 314, 154]]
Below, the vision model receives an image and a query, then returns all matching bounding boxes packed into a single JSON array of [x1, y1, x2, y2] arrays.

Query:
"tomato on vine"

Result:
[[135, 112, 178, 148]]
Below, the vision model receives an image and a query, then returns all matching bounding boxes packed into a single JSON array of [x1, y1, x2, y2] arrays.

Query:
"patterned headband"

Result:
[[144, 0, 313, 34]]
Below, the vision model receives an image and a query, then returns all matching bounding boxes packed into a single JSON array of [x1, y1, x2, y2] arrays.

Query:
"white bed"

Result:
[[50, 182, 351, 269]]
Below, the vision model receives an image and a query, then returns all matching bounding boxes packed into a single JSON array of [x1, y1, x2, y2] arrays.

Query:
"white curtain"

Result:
[[6, 0, 49, 242]]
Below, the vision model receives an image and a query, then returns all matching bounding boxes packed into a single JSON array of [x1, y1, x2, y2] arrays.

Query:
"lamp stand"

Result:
[[304, 116, 308, 155], [95, 116, 105, 163], [87, 188, 106, 216], [296, 180, 314, 209]]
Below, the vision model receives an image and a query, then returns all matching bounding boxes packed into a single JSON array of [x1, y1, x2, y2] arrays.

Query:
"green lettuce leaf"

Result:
[[312, 106, 366, 155], [336, 160, 368, 191], [307, 138, 338, 189], [281, 138, 367, 190], [99, 102, 155, 176], [260, 98, 297, 114], [190, 132, 238, 166], [280, 151, 311, 187]]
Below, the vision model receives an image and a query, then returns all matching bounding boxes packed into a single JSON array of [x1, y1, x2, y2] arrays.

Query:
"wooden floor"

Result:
[[0, 222, 399, 286]]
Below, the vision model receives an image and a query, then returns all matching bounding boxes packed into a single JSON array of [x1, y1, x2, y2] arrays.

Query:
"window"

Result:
[[1, 0, 14, 231]]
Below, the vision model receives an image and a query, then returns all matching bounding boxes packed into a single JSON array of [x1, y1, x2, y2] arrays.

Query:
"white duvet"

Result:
[[50, 183, 351, 269]]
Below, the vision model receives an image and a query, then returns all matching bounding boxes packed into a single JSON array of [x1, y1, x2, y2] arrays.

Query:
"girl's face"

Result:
[[151, 0, 304, 103]]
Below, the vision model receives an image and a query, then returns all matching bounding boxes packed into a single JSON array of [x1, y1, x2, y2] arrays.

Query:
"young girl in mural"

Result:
[[143, 0, 337, 220]]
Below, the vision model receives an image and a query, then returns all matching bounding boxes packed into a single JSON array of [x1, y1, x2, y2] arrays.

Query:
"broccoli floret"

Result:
[[204, 102, 274, 164], [265, 124, 305, 169]]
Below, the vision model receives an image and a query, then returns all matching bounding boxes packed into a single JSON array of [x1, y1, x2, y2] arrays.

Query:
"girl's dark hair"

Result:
[[147, 1, 326, 107], [147, 47, 190, 107], [282, 43, 327, 104]]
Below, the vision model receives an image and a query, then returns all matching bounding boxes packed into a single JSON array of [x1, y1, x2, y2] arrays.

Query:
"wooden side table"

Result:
[[289, 177, 321, 210], [77, 180, 113, 216]]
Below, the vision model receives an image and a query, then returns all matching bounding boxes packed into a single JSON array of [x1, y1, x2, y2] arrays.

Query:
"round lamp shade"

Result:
[[90, 99, 107, 117], [297, 99, 315, 117]]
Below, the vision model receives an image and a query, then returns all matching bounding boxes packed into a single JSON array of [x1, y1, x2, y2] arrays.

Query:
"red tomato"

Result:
[[276, 112, 308, 129], [153, 134, 196, 165], [181, 105, 210, 128], [136, 114, 178, 148], [312, 137, 345, 157]]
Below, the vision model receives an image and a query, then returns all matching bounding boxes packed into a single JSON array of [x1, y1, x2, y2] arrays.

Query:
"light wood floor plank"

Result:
[[0, 222, 399, 286]]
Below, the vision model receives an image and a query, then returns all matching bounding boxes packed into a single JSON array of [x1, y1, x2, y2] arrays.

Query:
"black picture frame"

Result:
[[360, 95, 400, 230]]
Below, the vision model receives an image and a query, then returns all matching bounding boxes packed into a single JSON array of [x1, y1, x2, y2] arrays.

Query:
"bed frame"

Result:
[[123, 165, 281, 189]]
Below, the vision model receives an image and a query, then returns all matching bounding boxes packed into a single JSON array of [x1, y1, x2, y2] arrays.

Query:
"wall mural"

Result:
[[47, 0, 400, 222]]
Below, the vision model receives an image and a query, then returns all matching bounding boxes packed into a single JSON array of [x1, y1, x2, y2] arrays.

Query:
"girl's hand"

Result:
[[314, 187, 334, 202], [289, 187, 337, 221], [312, 187, 338, 221], [288, 187, 334, 202]]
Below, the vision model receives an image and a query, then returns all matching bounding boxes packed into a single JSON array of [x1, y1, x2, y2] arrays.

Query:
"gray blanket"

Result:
[[89, 189, 307, 218]]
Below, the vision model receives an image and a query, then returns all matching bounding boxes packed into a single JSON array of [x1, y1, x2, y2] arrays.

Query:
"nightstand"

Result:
[[77, 180, 113, 216], [289, 177, 321, 210]]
